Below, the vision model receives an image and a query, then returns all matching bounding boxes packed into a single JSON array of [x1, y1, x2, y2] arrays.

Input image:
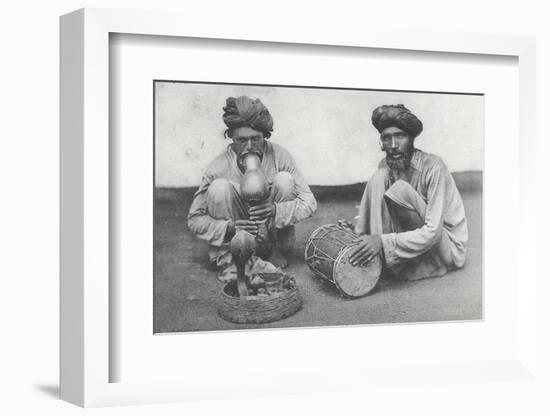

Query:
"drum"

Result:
[[304, 224, 382, 298]]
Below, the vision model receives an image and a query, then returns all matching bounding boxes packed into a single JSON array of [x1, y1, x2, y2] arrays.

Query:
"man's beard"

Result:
[[386, 150, 413, 171]]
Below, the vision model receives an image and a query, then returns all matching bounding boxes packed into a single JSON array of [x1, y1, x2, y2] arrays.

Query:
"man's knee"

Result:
[[272, 171, 295, 201], [384, 180, 426, 217], [386, 179, 413, 195], [382, 180, 426, 231], [207, 178, 235, 204]]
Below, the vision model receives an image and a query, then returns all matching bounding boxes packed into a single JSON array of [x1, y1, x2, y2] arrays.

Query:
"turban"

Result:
[[222, 96, 274, 137], [371, 104, 423, 138]]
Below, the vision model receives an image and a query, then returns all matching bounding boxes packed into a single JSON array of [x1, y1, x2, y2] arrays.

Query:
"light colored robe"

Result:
[[355, 149, 468, 280], [188, 141, 317, 267]]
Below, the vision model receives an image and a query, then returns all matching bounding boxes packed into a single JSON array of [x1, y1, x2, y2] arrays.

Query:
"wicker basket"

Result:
[[217, 273, 303, 324]]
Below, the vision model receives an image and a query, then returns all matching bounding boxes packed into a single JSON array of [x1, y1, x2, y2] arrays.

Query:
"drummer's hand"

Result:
[[234, 220, 259, 236], [349, 235, 382, 266], [337, 219, 354, 230], [249, 202, 276, 221]]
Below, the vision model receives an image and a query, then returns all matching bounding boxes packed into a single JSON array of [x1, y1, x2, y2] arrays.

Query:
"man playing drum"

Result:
[[349, 104, 468, 281], [188, 96, 317, 282]]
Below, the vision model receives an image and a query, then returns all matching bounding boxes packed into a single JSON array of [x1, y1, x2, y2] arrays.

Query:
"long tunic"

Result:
[[355, 149, 468, 272], [188, 141, 317, 261]]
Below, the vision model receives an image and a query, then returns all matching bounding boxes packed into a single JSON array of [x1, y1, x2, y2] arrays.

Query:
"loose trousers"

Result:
[[205, 171, 296, 281]]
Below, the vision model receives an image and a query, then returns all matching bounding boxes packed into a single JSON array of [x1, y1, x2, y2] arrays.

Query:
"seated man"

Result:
[[188, 95, 317, 282], [349, 104, 468, 281]]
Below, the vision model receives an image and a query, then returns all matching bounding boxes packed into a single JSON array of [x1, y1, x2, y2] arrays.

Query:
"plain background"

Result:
[[155, 82, 483, 186], [1, 0, 548, 415]]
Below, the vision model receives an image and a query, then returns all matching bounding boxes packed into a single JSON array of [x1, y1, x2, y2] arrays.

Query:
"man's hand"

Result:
[[234, 220, 259, 236], [248, 202, 276, 221], [348, 235, 383, 266], [337, 219, 354, 230]]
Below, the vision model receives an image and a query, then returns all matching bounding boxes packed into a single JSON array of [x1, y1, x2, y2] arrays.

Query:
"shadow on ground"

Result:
[[154, 172, 482, 333]]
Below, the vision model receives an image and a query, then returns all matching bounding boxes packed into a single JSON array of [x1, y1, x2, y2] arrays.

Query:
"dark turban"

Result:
[[371, 104, 423, 138], [222, 96, 274, 138]]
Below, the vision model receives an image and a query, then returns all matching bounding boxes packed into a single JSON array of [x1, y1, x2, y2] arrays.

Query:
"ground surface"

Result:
[[154, 173, 482, 333]]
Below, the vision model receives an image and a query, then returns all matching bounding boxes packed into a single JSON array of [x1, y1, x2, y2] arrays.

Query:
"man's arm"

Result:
[[272, 150, 317, 229]]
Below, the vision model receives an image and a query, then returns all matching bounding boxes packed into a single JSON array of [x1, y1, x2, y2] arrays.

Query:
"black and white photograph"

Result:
[[153, 81, 483, 333]]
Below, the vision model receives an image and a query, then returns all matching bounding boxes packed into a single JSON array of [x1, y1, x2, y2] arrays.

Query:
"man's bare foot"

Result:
[[397, 263, 447, 281], [269, 247, 289, 269]]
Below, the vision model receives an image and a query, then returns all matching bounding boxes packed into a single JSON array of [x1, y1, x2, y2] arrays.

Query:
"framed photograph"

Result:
[[153, 80, 483, 334], [60, 8, 538, 407]]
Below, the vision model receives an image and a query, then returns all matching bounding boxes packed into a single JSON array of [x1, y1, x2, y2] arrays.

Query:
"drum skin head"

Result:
[[333, 246, 382, 298]]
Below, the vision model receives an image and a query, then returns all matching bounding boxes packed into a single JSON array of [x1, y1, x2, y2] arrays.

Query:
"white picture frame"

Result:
[[60, 7, 538, 408]]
